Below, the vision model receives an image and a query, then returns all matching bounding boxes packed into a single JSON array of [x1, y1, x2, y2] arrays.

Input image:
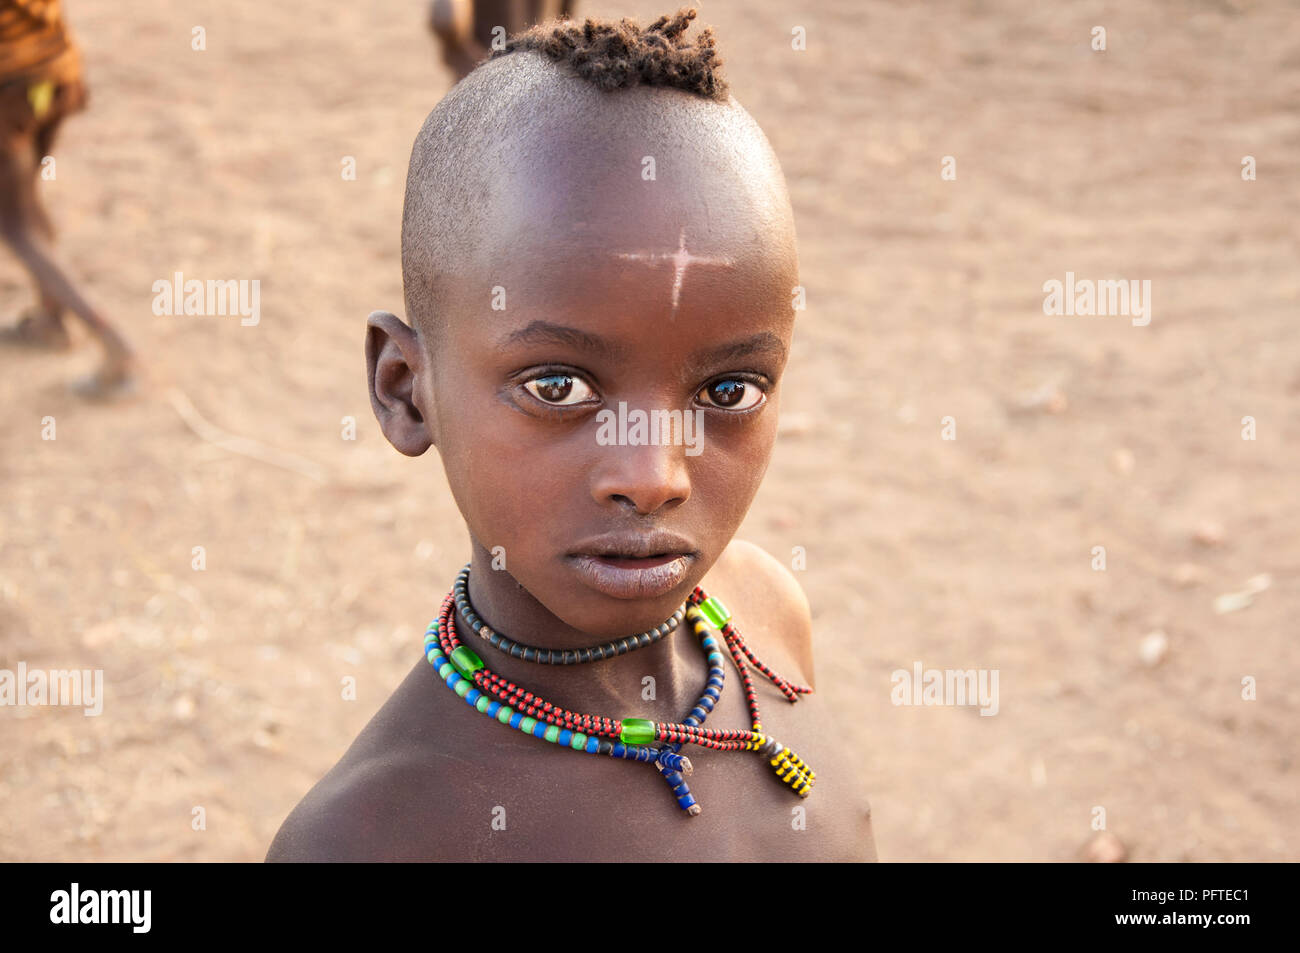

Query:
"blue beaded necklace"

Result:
[[425, 567, 816, 815], [425, 590, 726, 815]]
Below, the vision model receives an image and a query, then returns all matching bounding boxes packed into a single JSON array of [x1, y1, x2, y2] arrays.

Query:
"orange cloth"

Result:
[[0, 0, 85, 138], [0, 0, 82, 86]]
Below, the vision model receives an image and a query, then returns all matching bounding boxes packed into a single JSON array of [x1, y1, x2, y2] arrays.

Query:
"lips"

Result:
[[567, 530, 698, 600]]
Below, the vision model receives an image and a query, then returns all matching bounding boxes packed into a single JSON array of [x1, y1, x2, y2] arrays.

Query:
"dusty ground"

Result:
[[0, 0, 1296, 861]]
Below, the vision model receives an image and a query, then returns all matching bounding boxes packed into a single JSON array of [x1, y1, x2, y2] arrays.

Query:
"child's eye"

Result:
[[696, 378, 765, 411], [523, 373, 596, 406]]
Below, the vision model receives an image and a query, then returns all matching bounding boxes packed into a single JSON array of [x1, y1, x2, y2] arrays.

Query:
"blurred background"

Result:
[[0, 0, 1296, 861]]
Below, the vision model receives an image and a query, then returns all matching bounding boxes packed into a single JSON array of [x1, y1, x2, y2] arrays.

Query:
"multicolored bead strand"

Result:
[[651, 607, 729, 814], [685, 593, 816, 797], [693, 588, 813, 704], [453, 565, 686, 664], [423, 569, 819, 809], [428, 591, 718, 813], [424, 614, 662, 764]]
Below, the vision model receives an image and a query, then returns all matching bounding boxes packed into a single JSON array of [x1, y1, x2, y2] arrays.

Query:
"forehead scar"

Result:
[[615, 227, 734, 318]]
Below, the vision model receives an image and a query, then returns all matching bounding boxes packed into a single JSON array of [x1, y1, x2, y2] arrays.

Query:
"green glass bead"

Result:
[[450, 645, 484, 677], [619, 718, 655, 745], [437, 662, 453, 679], [696, 597, 731, 629], [475, 696, 490, 713], [544, 725, 560, 744], [454, 678, 471, 698], [520, 717, 537, 734], [497, 706, 513, 724], [571, 732, 587, 750]]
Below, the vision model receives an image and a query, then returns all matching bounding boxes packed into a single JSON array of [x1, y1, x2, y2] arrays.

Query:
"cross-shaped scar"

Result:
[[615, 228, 734, 318]]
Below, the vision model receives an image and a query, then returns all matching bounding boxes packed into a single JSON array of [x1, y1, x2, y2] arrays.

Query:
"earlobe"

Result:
[[365, 310, 434, 456]]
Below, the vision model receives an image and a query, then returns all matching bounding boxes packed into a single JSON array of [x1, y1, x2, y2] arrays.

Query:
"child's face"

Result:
[[386, 91, 798, 638]]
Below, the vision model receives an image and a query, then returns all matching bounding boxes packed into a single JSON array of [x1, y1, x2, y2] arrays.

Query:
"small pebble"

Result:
[[1193, 520, 1224, 546], [1138, 630, 1168, 667], [1213, 591, 1253, 614], [1013, 382, 1067, 414], [172, 695, 196, 721]]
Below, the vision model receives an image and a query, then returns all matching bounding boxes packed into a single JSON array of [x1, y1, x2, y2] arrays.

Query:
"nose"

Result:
[[590, 439, 692, 516]]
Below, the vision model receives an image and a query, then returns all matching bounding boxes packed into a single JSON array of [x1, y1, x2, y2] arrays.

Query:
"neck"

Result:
[[458, 544, 702, 714]]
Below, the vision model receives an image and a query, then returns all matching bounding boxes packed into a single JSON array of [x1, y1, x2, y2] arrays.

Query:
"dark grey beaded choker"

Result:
[[452, 564, 686, 664]]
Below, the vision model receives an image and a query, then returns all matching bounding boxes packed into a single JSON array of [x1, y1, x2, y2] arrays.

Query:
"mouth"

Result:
[[566, 531, 699, 600]]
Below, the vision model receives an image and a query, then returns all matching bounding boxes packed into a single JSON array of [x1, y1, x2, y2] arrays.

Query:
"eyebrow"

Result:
[[688, 332, 788, 372], [497, 321, 628, 361], [497, 322, 787, 373]]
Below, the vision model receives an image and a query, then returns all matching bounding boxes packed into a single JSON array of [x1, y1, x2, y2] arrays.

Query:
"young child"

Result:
[[269, 9, 876, 862], [0, 0, 133, 397]]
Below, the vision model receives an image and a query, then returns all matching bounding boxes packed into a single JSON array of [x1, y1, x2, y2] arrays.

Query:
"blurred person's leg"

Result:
[[0, 78, 133, 396]]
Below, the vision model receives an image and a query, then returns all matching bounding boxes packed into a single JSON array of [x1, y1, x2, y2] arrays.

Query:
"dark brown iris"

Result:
[[534, 374, 573, 402], [707, 379, 744, 407]]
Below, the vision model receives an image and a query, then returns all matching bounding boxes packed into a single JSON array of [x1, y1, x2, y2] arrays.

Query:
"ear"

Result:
[[366, 310, 434, 456]]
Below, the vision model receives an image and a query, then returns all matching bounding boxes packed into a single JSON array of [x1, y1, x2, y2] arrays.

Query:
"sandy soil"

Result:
[[0, 0, 1296, 861]]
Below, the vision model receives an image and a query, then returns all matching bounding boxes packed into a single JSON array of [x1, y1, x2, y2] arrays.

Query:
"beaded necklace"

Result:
[[453, 567, 686, 664], [423, 565, 817, 815]]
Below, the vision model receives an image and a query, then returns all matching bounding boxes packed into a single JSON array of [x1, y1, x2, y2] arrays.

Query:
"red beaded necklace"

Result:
[[428, 567, 817, 810]]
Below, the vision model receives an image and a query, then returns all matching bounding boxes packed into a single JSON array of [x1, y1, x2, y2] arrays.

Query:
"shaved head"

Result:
[[400, 44, 796, 345]]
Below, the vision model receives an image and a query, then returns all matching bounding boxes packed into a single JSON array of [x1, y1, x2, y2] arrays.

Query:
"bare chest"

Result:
[[398, 648, 873, 862]]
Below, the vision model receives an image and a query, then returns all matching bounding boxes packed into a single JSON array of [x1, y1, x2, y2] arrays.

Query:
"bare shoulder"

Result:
[[265, 749, 427, 862], [702, 540, 876, 860], [266, 663, 457, 862], [702, 538, 815, 689]]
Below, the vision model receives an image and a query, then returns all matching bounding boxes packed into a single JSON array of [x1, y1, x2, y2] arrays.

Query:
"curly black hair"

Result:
[[488, 7, 728, 101]]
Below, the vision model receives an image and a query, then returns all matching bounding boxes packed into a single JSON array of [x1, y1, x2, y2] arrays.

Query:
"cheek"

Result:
[[692, 414, 778, 533], [441, 423, 535, 547], [436, 403, 583, 558]]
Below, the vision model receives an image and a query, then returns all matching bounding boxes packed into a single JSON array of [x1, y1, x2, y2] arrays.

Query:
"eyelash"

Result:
[[512, 366, 771, 416]]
